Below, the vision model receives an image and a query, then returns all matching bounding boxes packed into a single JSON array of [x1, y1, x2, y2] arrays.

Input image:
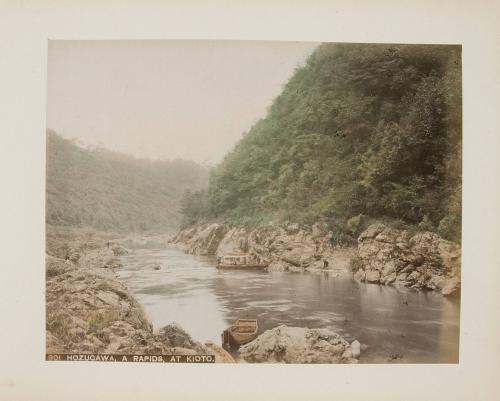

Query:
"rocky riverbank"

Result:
[[353, 223, 461, 295], [45, 221, 460, 364], [45, 229, 364, 364], [239, 325, 360, 363], [171, 221, 461, 295], [171, 222, 355, 274], [45, 235, 234, 362]]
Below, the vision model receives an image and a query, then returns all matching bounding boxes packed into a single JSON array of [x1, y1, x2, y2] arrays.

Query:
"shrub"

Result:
[[349, 255, 364, 272]]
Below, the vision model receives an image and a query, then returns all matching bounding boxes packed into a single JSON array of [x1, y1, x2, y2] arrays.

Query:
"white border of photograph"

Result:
[[1, 1, 499, 400]]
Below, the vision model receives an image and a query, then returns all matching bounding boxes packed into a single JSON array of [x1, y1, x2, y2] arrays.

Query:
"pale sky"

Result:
[[47, 40, 318, 164]]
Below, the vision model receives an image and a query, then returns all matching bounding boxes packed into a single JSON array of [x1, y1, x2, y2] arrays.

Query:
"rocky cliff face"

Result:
[[353, 223, 461, 295], [173, 221, 461, 295], [172, 223, 229, 255], [171, 222, 355, 273]]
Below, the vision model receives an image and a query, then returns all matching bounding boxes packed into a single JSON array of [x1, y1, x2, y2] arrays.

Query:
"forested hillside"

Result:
[[46, 131, 208, 232], [181, 43, 462, 243]]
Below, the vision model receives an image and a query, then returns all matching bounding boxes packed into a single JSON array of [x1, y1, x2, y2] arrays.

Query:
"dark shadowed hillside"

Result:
[[46, 131, 208, 232], [181, 43, 462, 243]]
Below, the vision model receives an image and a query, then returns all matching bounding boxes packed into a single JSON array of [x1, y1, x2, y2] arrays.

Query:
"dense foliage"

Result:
[[181, 43, 462, 242], [46, 131, 208, 232]]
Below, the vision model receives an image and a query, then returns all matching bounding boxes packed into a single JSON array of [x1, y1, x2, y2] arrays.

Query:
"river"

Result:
[[116, 246, 460, 363]]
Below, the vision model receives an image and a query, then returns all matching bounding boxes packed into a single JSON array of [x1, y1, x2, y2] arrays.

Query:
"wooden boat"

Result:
[[217, 252, 267, 269], [221, 319, 258, 349]]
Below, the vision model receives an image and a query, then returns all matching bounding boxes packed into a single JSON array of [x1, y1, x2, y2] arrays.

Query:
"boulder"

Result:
[[158, 324, 197, 348], [157, 324, 207, 354], [365, 270, 381, 283], [280, 244, 316, 267], [146, 263, 161, 270], [239, 325, 358, 363], [111, 244, 129, 256], [353, 269, 365, 281], [358, 223, 385, 241], [442, 277, 461, 296], [375, 227, 400, 243], [353, 223, 461, 295]]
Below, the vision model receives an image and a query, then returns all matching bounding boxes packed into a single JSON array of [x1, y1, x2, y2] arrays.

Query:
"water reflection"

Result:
[[117, 247, 460, 363]]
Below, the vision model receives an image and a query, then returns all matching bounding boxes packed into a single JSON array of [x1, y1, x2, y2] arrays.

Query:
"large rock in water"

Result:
[[111, 244, 129, 256], [239, 325, 359, 363], [354, 223, 461, 295]]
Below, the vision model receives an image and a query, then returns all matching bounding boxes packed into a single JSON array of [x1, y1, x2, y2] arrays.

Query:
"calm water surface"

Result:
[[117, 246, 460, 363]]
